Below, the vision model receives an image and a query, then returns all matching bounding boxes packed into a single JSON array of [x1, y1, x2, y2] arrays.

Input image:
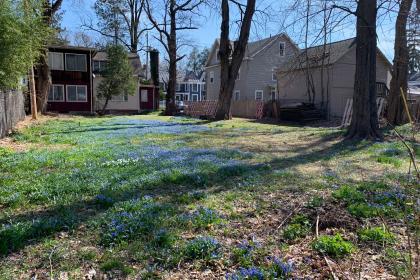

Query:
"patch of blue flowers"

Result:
[[181, 207, 223, 229], [184, 236, 221, 261], [226, 267, 265, 280]]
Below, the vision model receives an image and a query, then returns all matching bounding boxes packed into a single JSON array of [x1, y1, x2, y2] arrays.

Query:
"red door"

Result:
[[139, 87, 154, 110]]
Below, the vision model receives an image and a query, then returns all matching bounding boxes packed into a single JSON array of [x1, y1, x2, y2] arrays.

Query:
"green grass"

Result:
[[0, 115, 416, 278], [312, 234, 356, 258], [358, 227, 395, 245]]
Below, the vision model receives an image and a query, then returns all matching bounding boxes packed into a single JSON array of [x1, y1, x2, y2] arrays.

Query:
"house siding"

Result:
[[205, 35, 298, 102], [277, 47, 392, 118]]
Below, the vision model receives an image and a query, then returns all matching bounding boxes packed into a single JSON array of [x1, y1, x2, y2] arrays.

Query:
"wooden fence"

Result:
[[0, 90, 26, 138], [184, 100, 264, 119]]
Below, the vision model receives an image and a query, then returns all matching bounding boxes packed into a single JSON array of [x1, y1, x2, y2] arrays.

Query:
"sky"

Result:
[[60, 0, 397, 64]]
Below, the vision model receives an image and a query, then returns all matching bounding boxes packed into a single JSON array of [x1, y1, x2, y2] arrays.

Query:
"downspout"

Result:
[[90, 49, 94, 114]]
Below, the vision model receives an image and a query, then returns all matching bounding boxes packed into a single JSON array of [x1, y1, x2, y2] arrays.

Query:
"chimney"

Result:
[[149, 49, 159, 86]]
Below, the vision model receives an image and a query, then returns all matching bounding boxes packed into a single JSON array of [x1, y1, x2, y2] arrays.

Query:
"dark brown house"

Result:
[[45, 46, 95, 113]]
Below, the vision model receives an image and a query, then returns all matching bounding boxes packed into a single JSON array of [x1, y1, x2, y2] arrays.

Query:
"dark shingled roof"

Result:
[[279, 38, 356, 71], [93, 51, 144, 77]]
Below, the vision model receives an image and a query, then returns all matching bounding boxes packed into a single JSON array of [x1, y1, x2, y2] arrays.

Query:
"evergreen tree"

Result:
[[97, 44, 137, 114]]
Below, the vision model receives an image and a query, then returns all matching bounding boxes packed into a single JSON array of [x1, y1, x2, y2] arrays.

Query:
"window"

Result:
[[279, 42, 285, 57], [234, 90, 240, 101], [65, 53, 87, 71], [48, 52, 64, 70], [141, 90, 148, 102], [272, 68, 277, 81], [93, 60, 107, 73], [255, 90, 263, 101], [192, 94, 199, 101], [270, 88, 276, 101], [192, 83, 198, 92], [176, 83, 181, 92], [66, 85, 87, 102], [48, 85, 64, 101], [210, 72, 214, 84], [112, 93, 128, 102]]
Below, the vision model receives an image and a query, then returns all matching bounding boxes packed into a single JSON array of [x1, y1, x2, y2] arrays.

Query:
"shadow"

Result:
[[0, 154, 267, 257]]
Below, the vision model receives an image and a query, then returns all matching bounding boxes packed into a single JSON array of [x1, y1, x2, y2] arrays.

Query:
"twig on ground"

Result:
[[277, 204, 303, 230]]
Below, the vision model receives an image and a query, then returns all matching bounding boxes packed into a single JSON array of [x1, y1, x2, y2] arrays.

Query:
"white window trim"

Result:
[[234, 90, 240, 101], [272, 68, 277, 81], [209, 71, 214, 84], [48, 84, 65, 102], [191, 94, 199, 101], [65, 53, 87, 72], [192, 83, 198, 92], [111, 93, 129, 102], [49, 52, 64, 71], [255, 90, 263, 101], [279, 42, 286, 57], [66, 85, 88, 102]]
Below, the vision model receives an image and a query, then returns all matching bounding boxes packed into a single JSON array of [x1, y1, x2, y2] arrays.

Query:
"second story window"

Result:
[[93, 60, 107, 73], [210, 72, 214, 84], [48, 52, 64, 70], [66, 53, 87, 72], [176, 83, 181, 91], [192, 83, 198, 92], [279, 42, 285, 57]]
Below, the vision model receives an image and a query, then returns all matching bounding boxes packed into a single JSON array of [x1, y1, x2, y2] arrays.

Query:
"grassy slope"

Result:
[[0, 115, 417, 279]]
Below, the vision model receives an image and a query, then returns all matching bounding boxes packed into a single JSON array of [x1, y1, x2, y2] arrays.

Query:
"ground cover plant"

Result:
[[0, 114, 418, 279]]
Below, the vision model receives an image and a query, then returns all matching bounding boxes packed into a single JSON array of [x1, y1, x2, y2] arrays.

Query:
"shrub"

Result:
[[283, 215, 311, 242], [358, 227, 395, 245], [312, 234, 355, 258], [184, 236, 221, 261], [307, 195, 324, 208], [152, 229, 177, 248]]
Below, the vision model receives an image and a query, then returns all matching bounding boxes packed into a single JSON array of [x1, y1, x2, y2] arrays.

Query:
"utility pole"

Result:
[[146, 32, 149, 80]]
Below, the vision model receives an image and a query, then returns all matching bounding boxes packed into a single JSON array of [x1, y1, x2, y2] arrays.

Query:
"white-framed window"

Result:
[[192, 83, 198, 92], [93, 60, 107, 72], [66, 85, 87, 102], [141, 89, 148, 102], [272, 68, 277, 81], [65, 53, 87, 72], [175, 83, 181, 92], [112, 93, 129, 102], [255, 90, 263, 101], [192, 94, 199, 101], [234, 90, 240, 101], [48, 84, 64, 102], [209, 71, 214, 84], [279, 42, 285, 57], [48, 52, 64, 70]]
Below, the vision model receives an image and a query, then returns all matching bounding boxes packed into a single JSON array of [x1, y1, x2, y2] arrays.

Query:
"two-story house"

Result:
[[205, 33, 299, 102], [175, 71, 206, 102], [46, 46, 95, 113]]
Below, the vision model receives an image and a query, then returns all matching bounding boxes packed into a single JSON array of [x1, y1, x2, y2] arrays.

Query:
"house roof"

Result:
[[279, 38, 356, 71], [93, 51, 144, 77], [49, 45, 96, 52], [205, 33, 298, 67], [279, 38, 392, 72]]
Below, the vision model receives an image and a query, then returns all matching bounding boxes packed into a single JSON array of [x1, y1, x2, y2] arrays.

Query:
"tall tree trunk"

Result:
[[214, 0, 256, 120], [165, 0, 177, 116], [346, 0, 381, 140], [36, 0, 64, 113], [388, 0, 414, 125]]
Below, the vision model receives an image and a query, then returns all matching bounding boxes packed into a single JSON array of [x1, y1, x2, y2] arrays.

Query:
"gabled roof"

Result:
[[279, 38, 356, 71], [205, 33, 298, 67], [279, 38, 392, 72], [93, 51, 144, 77]]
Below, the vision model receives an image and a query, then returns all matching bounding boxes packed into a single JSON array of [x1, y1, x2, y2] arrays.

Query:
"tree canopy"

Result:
[[0, 0, 50, 90]]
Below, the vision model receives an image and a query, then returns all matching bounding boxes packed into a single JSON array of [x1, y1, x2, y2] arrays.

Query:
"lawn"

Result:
[[0, 114, 418, 279]]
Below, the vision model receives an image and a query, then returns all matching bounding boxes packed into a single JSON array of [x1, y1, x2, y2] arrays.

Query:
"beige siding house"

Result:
[[205, 34, 299, 102], [277, 38, 392, 117], [93, 52, 144, 113]]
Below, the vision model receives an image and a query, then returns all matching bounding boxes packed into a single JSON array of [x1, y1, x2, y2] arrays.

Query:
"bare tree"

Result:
[[35, 0, 64, 113], [145, 0, 205, 115], [85, 0, 150, 53], [214, 0, 256, 120], [73, 31, 94, 47], [388, 0, 418, 125]]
